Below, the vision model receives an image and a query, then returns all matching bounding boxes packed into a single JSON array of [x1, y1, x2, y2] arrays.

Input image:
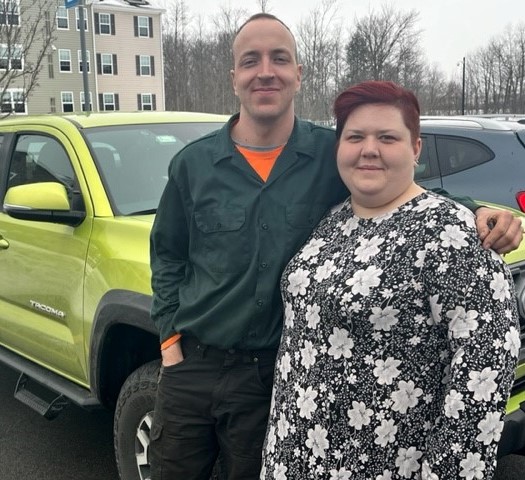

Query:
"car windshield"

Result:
[[83, 122, 223, 215]]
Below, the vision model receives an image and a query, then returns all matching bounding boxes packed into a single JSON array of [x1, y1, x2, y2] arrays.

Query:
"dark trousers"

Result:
[[150, 336, 277, 480]]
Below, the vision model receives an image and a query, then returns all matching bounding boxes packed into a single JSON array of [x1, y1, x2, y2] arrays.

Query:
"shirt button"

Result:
[[216, 223, 222, 229], [261, 223, 268, 230], [260, 262, 268, 269], [256, 299, 264, 307]]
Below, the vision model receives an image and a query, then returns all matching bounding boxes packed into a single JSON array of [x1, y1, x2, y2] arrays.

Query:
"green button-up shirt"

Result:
[[150, 115, 348, 349], [150, 114, 478, 350]]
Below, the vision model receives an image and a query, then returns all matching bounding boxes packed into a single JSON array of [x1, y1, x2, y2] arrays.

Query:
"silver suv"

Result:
[[416, 117, 525, 212]]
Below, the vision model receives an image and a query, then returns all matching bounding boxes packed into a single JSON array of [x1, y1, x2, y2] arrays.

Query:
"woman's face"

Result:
[[337, 103, 422, 213]]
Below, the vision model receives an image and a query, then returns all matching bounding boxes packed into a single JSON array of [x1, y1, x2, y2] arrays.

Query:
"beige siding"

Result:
[[14, 0, 164, 114]]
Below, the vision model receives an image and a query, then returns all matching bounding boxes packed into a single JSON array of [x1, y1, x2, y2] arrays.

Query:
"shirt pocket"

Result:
[[285, 204, 329, 252], [194, 207, 249, 272]]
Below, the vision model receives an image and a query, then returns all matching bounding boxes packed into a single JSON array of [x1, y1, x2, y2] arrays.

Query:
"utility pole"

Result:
[[461, 56, 466, 115]]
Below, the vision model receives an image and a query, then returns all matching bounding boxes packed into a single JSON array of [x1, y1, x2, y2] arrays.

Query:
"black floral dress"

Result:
[[261, 192, 519, 480]]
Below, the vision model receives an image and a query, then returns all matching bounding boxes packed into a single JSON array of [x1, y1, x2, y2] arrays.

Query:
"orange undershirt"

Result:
[[159, 143, 284, 351], [235, 144, 284, 182]]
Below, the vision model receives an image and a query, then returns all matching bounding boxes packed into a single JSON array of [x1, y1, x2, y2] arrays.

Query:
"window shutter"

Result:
[[96, 53, 101, 74], [98, 93, 103, 110], [136, 55, 140, 75], [94, 13, 99, 34], [149, 17, 153, 37], [111, 14, 115, 35], [152, 94, 157, 111], [133, 16, 138, 36], [115, 94, 120, 111], [151, 56, 155, 76], [113, 54, 118, 75], [137, 94, 142, 110]]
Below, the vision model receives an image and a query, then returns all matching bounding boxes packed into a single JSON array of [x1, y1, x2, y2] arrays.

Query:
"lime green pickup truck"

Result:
[[0, 112, 226, 480], [0, 113, 524, 480]]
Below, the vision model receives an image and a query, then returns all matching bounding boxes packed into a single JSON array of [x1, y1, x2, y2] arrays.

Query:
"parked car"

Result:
[[0, 112, 227, 480], [416, 116, 525, 212], [0, 112, 524, 480]]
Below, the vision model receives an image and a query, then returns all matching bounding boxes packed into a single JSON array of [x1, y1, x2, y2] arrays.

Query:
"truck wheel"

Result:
[[114, 360, 159, 480]]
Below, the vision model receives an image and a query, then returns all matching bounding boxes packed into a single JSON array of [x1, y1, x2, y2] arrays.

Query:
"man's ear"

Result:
[[231, 69, 238, 96], [296, 64, 303, 93]]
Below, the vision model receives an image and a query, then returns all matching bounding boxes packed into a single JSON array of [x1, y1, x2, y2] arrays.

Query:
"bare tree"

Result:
[[254, 0, 271, 13], [295, 0, 341, 121], [0, 0, 56, 115], [344, 5, 422, 84]]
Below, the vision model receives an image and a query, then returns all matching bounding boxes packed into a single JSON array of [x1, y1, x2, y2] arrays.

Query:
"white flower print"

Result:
[[375, 471, 393, 480], [373, 357, 401, 385], [395, 446, 423, 478], [287, 269, 310, 297], [329, 467, 352, 480], [341, 217, 359, 236], [369, 306, 400, 331], [413, 196, 441, 212], [266, 425, 276, 454], [444, 390, 465, 419], [504, 326, 521, 357], [305, 304, 321, 329], [391, 380, 423, 414], [354, 235, 385, 262], [305, 424, 329, 458], [347, 401, 374, 430], [273, 462, 288, 480], [374, 419, 398, 446], [277, 412, 290, 440], [415, 249, 426, 268], [476, 411, 503, 445], [300, 340, 318, 369], [421, 460, 440, 480], [284, 302, 295, 328], [296, 386, 318, 419], [279, 351, 292, 382], [459, 452, 486, 479], [440, 224, 469, 249], [299, 238, 326, 260], [467, 367, 499, 401], [345, 265, 383, 296], [447, 306, 479, 338], [314, 259, 337, 282], [429, 294, 442, 323], [328, 327, 354, 359], [456, 206, 476, 228], [490, 272, 511, 301]]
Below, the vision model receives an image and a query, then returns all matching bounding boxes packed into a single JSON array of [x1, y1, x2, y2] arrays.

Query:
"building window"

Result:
[[1, 89, 25, 113], [59, 49, 72, 72], [0, 44, 23, 70], [78, 50, 90, 73], [75, 7, 88, 31], [61, 91, 74, 112], [97, 53, 117, 75], [137, 55, 154, 76], [99, 93, 119, 111], [0, 0, 19, 26], [99, 13, 110, 34], [134, 15, 152, 37], [80, 91, 92, 112], [56, 5, 68, 29], [138, 93, 156, 111]]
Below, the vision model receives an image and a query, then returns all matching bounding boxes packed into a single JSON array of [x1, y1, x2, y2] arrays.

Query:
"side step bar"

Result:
[[15, 373, 71, 420], [0, 345, 101, 419]]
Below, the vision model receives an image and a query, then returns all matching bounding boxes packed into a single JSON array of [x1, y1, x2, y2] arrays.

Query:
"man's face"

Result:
[[231, 19, 302, 124]]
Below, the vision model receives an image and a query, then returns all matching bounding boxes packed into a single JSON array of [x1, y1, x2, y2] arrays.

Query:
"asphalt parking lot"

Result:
[[1, 364, 525, 479]]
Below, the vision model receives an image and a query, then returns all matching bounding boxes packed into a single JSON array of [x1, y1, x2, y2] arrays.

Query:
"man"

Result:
[[149, 13, 522, 480]]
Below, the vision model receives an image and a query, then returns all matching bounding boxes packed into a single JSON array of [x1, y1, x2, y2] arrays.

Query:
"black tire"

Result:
[[114, 360, 159, 480]]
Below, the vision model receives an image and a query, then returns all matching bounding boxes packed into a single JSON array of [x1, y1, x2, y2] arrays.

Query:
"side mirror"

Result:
[[3, 182, 85, 226]]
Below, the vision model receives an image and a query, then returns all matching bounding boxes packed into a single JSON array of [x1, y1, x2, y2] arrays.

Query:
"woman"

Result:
[[261, 81, 520, 479]]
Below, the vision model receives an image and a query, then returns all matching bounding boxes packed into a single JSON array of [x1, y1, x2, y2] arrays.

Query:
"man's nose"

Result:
[[257, 57, 275, 79]]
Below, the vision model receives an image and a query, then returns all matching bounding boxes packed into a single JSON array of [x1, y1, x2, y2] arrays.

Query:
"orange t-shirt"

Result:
[[236, 144, 284, 182]]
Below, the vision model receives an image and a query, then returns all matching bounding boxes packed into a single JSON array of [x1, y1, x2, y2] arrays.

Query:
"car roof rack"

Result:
[[420, 116, 513, 131]]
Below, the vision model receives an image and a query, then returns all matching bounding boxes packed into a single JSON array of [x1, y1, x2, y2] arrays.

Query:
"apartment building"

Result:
[[4, 0, 165, 114]]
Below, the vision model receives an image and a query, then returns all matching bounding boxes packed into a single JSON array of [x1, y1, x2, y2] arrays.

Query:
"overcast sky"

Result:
[[151, 0, 525, 79]]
